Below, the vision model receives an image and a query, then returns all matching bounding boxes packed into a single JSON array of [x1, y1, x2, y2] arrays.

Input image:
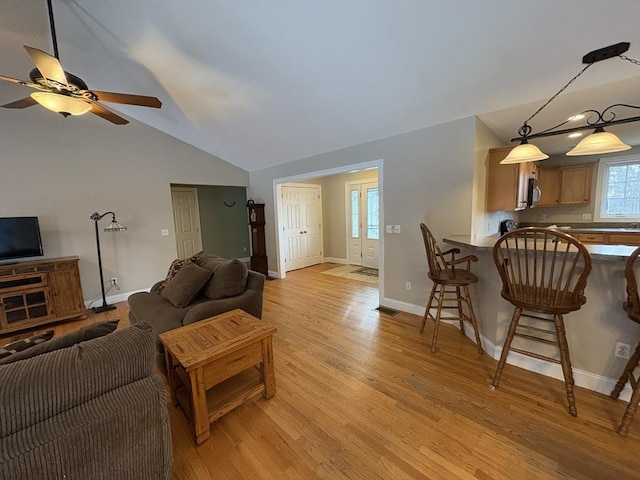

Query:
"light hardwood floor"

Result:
[[5, 263, 639, 479]]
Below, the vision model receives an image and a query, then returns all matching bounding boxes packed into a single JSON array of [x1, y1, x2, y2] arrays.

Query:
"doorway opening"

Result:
[[273, 159, 384, 301]]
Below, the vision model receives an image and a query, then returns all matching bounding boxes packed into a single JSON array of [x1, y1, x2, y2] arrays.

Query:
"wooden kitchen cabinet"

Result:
[[574, 232, 640, 246], [537, 163, 594, 206], [537, 166, 561, 206], [486, 146, 537, 211]]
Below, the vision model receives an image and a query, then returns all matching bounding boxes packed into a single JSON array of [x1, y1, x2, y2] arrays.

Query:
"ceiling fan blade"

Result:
[[0, 74, 26, 84], [1, 97, 38, 109], [91, 91, 162, 108], [24, 45, 67, 85], [90, 102, 129, 125]]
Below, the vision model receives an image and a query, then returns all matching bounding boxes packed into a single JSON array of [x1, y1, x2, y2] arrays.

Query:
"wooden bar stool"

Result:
[[611, 246, 640, 436], [418, 223, 483, 354], [491, 227, 591, 416]]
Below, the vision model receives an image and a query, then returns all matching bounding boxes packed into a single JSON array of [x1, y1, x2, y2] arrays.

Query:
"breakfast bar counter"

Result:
[[441, 234, 640, 399]]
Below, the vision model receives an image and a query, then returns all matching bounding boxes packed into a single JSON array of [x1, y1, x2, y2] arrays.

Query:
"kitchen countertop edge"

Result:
[[443, 235, 637, 261]]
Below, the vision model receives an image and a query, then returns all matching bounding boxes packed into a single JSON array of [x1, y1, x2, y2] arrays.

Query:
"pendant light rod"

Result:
[[511, 112, 640, 142], [46, 0, 60, 60]]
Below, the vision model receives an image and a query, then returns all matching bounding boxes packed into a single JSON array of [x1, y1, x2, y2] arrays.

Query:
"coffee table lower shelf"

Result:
[[174, 367, 265, 426]]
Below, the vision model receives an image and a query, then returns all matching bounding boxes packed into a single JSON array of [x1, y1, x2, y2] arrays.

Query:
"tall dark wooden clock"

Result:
[[248, 202, 268, 276]]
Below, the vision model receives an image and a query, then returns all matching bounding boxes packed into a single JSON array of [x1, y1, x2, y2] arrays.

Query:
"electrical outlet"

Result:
[[111, 277, 118, 287], [405, 281, 412, 290], [541, 213, 547, 220], [615, 342, 631, 359], [582, 213, 592, 220]]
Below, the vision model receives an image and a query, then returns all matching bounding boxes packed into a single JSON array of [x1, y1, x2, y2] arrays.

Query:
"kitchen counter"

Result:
[[438, 233, 640, 401], [443, 234, 637, 260]]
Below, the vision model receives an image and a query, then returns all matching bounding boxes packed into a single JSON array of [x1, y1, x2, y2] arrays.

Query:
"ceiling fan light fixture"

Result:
[[500, 140, 549, 164], [30, 91, 91, 116], [566, 128, 632, 156]]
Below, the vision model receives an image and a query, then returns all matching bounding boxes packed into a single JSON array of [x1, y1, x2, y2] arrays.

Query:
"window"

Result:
[[351, 190, 359, 238], [595, 154, 640, 221], [366, 187, 379, 239]]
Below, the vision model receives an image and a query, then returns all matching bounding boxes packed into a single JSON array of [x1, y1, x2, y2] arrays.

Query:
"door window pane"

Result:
[[367, 188, 379, 239], [351, 190, 359, 238]]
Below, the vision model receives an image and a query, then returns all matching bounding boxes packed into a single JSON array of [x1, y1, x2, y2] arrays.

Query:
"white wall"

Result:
[[249, 116, 477, 309], [0, 108, 248, 303]]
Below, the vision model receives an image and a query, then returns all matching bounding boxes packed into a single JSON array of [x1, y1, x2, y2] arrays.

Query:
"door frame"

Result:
[[280, 182, 324, 272], [170, 185, 203, 259], [273, 159, 384, 301], [345, 179, 379, 268]]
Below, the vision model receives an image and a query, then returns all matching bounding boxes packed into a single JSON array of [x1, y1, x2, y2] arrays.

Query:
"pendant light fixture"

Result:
[[501, 42, 639, 164]]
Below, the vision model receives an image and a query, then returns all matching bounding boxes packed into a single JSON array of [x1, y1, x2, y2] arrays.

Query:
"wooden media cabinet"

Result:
[[0, 257, 85, 334]]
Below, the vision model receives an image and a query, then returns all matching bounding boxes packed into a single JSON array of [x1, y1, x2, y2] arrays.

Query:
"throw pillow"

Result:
[[196, 255, 248, 300], [157, 258, 190, 293], [0, 320, 119, 365], [161, 261, 212, 308], [0, 329, 54, 360]]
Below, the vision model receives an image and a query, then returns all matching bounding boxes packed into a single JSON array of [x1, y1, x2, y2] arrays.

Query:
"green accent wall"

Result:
[[196, 185, 249, 259]]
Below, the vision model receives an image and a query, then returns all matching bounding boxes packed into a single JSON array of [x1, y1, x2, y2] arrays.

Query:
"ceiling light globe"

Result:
[[500, 142, 549, 164], [566, 130, 631, 156], [30, 92, 91, 116]]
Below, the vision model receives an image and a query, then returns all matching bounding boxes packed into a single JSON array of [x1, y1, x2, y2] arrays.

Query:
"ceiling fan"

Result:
[[0, 0, 161, 125]]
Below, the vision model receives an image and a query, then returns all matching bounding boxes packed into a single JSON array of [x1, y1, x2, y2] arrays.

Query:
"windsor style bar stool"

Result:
[[491, 227, 591, 416], [611, 246, 640, 436], [418, 223, 484, 354]]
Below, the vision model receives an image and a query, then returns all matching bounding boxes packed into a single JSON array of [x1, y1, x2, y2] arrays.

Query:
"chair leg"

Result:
[[456, 287, 465, 335], [611, 340, 640, 400], [554, 314, 577, 417], [617, 373, 640, 436], [462, 285, 483, 355], [420, 283, 438, 334], [492, 307, 521, 389], [431, 285, 446, 353]]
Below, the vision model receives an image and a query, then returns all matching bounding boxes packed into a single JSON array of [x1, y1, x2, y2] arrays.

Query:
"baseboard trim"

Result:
[[323, 257, 349, 265], [387, 301, 633, 402], [84, 288, 148, 310]]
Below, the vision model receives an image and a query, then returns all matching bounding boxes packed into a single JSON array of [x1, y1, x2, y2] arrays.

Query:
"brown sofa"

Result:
[[0, 322, 172, 480], [128, 254, 265, 368]]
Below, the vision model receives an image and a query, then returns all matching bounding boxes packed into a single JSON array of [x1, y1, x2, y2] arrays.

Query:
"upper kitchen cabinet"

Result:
[[537, 163, 594, 206], [486, 146, 537, 211]]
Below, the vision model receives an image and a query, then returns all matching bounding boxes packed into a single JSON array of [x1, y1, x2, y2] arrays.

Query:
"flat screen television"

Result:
[[0, 217, 44, 261]]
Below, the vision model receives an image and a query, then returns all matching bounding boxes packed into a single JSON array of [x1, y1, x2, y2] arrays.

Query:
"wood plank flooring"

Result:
[[4, 263, 639, 479]]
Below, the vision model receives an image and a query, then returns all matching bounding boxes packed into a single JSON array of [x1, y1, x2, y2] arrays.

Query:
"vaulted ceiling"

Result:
[[1, 0, 639, 171]]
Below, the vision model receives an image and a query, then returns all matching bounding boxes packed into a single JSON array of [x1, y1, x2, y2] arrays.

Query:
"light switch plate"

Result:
[[161, 229, 169, 236]]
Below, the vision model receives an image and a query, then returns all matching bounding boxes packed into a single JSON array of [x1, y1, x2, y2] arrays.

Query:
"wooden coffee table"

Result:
[[159, 309, 277, 444]]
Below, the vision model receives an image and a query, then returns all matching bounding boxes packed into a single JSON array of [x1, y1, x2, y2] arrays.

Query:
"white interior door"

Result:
[[361, 181, 379, 269], [171, 186, 203, 259], [282, 184, 322, 272]]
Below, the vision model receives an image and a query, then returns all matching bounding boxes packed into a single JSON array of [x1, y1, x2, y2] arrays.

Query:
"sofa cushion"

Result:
[[161, 261, 212, 308], [157, 252, 205, 293], [196, 255, 248, 300], [0, 329, 54, 360], [0, 320, 119, 365]]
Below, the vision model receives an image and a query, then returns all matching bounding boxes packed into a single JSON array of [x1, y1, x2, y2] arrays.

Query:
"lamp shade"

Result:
[[30, 92, 91, 116], [104, 220, 127, 232], [500, 142, 549, 164], [566, 129, 631, 156]]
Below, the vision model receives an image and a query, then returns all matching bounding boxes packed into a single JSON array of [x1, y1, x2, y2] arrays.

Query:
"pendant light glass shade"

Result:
[[566, 128, 631, 156], [30, 92, 91, 116], [500, 141, 549, 164]]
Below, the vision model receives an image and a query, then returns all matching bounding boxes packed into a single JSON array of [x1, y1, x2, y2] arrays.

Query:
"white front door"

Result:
[[171, 186, 203, 259], [346, 181, 379, 269], [282, 184, 322, 272], [347, 184, 362, 265], [361, 181, 379, 269]]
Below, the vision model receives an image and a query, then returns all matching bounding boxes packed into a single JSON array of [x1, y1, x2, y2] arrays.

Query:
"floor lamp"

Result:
[[90, 211, 126, 313]]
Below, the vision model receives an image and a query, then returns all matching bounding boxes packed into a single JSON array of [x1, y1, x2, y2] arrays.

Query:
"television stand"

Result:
[[0, 257, 86, 335]]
